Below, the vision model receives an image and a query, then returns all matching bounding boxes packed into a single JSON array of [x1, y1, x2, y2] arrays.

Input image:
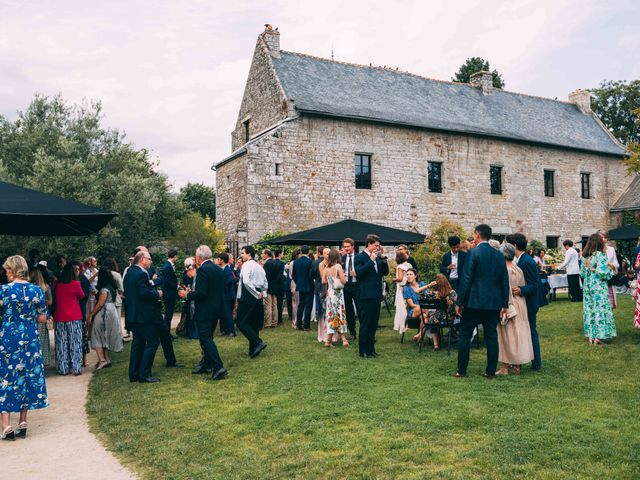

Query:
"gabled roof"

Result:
[[271, 52, 627, 157], [611, 175, 640, 211]]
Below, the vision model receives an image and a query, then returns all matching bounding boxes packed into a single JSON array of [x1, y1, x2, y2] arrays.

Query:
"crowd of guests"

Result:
[[2, 227, 639, 440]]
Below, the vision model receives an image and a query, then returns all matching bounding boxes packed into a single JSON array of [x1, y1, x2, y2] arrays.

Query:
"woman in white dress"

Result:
[[393, 251, 412, 333]]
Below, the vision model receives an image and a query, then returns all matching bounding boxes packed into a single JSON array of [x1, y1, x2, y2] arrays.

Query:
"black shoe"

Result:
[[348, 334, 357, 341], [139, 377, 160, 383], [192, 367, 213, 374], [295, 327, 303, 331], [481, 373, 496, 379], [211, 368, 228, 381], [129, 377, 139, 383], [360, 353, 373, 359], [371, 351, 379, 357], [166, 363, 185, 368], [303, 328, 311, 332], [171, 335, 178, 340], [249, 341, 267, 358]]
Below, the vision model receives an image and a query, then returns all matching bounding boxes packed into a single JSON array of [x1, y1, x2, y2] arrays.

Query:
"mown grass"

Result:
[[87, 294, 640, 479]]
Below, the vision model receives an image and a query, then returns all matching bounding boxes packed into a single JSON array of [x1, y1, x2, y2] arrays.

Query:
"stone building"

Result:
[[214, 26, 631, 247]]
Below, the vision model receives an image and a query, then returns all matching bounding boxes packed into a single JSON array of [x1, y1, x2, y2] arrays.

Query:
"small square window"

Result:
[[428, 161, 442, 193], [546, 236, 559, 249], [544, 170, 555, 197], [490, 165, 503, 194], [354, 154, 371, 189], [581, 172, 591, 199]]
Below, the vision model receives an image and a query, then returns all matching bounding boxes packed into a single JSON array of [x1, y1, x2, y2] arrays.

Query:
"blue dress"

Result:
[[0, 282, 49, 413]]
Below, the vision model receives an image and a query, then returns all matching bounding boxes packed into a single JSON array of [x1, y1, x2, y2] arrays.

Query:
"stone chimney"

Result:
[[470, 71, 493, 94], [261, 24, 280, 58], [568, 89, 592, 114]]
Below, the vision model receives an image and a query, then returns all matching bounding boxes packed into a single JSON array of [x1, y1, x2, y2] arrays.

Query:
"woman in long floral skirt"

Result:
[[580, 234, 616, 345]]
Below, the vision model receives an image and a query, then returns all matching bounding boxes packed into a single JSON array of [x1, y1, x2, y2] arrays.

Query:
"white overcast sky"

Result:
[[1, 0, 638, 190]]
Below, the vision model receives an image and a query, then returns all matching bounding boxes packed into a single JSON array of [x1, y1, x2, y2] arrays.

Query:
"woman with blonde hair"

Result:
[[1, 255, 48, 440]]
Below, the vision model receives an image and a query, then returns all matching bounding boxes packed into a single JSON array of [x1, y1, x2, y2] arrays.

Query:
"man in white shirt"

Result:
[[558, 240, 582, 302], [236, 245, 269, 359]]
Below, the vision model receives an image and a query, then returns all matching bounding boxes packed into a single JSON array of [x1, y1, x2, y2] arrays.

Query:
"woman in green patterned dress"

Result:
[[580, 233, 616, 345]]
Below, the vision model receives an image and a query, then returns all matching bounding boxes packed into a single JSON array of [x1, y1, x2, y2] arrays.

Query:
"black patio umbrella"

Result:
[[607, 224, 640, 241], [0, 181, 116, 236], [267, 219, 426, 247]]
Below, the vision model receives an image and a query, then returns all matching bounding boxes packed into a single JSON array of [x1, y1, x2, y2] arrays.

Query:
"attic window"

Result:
[[242, 119, 250, 143]]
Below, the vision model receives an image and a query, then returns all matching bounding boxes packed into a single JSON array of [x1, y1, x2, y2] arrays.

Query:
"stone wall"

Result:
[[215, 154, 249, 245], [230, 35, 288, 151], [218, 115, 632, 245]]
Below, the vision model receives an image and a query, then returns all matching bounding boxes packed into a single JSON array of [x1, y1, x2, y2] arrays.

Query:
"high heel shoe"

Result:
[[16, 422, 27, 439], [342, 339, 349, 348], [1, 426, 15, 441]]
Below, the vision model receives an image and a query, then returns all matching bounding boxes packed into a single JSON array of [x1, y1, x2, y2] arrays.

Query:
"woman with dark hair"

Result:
[[53, 263, 86, 375], [322, 248, 348, 348], [176, 257, 199, 339], [580, 233, 616, 345], [87, 268, 123, 369], [29, 268, 52, 367], [1, 255, 48, 440], [102, 258, 124, 335]]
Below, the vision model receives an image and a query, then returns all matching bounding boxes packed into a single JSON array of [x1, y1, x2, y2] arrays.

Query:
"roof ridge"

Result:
[[279, 50, 576, 106]]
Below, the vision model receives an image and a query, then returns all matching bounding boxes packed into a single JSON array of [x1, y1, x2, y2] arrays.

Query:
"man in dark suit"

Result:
[[179, 245, 228, 381], [507, 233, 547, 371], [263, 249, 285, 327], [454, 224, 509, 378], [341, 237, 359, 339], [124, 251, 165, 383], [440, 236, 466, 292], [354, 234, 389, 358], [160, 248, 179, 336], [214, 252, 237, 336], [292, 245, 314, 330]]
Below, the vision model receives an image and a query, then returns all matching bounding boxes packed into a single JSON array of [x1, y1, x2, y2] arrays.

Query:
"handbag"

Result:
[[501, 303, 518, 325]]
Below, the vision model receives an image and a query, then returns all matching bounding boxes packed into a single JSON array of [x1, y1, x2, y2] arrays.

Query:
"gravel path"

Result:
[[2, 335, 136, 480]]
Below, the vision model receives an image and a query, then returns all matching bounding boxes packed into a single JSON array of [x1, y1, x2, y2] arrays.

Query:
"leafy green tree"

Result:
[[412, 220, 468, 281], [169, 212, 225, 257], [452, 57, 505, 88], [590, 80, 640, 145], [254, 231, 297, 260], [0, 94, 182, 265], [179, 182, 216, 220]]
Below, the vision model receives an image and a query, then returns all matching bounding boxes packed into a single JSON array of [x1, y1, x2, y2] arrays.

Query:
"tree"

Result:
[[412, 220, 468, 281], [179, 182, 216, 220], [169, 212, 225, 257], [0, 94, 182, 265], [590, 80, 640, 145], [452, 57, 505, 89]]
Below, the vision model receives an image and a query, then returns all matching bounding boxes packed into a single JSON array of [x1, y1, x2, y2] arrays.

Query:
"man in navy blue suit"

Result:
[[454, 224, 509, 378], [354, 234, 389, 358], [214, 252, 237, 336], [440, 236, 466, 292], [292, 245, 314, 330], [506, 233, 547, 371], [160, 248, 179, 336]]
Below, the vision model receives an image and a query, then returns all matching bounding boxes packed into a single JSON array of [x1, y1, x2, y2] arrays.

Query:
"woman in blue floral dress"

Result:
[[1, 255, 48, 441], [580, 234, 616, 345]]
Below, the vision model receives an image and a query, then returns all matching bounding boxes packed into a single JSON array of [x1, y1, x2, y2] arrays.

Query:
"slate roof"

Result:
[[611, 175, 640, 211], [271, 52, 627, 157]]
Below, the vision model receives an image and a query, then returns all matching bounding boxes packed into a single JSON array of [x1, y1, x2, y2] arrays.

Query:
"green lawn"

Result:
[[87, 294, 640, 480]]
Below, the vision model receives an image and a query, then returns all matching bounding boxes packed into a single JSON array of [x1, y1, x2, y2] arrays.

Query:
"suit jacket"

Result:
[[222, 265, 236, 302], [457, 242, 509, 310], [440, 250, 467, 282], [354, 250, 389, 300], [123, 264, 162, 325], [160, 260, 178, 300], [516, 252, 547, 314], [292, 255, 313, 293], [186, 260, 226, 323], [264, 258, 285, 295]]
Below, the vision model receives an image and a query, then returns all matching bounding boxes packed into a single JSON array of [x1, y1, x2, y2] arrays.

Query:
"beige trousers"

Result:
[[264, 294, 279, 327]]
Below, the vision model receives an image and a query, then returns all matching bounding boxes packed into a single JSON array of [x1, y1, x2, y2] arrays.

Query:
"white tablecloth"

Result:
[[547, 274, 568, 289]]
